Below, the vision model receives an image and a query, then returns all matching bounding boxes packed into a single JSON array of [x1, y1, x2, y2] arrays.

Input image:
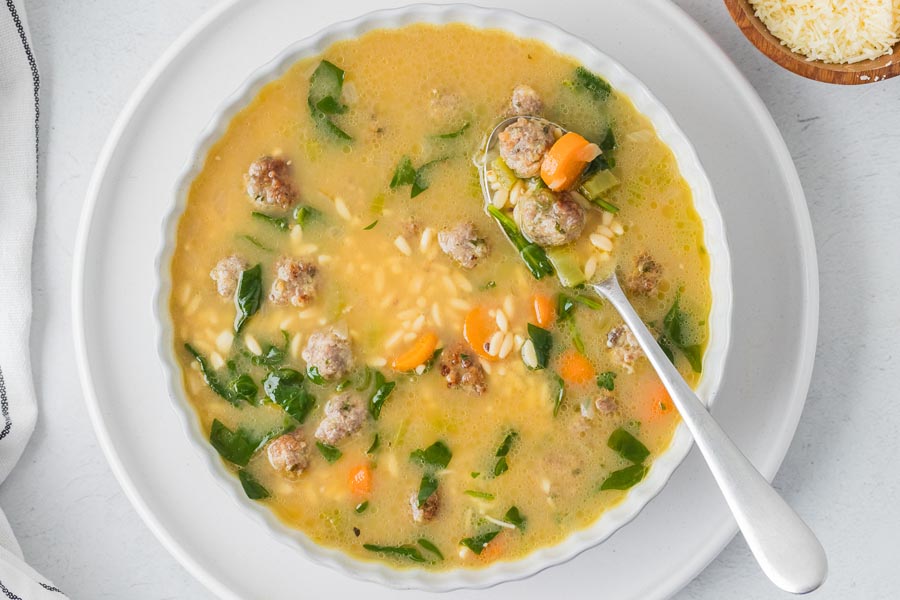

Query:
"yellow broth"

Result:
[[169, 24, 710, 569]]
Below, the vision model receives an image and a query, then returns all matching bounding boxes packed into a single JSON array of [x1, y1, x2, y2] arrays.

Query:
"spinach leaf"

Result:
[[409, 441, 452, 470], [600, 464, 648, 491], [662, 294, 704, 373], [293, 204, 322, 226], [251, 211, 289, 232], [368, 371, 396, 419], [237, 234, 272, 252], [556, 293, 577, 322], [597, 371, 617, 391], [306, 364, 326, 385], [486, 205, 554, 279], [228, 374, 258, 403], [233, 264, 262, 333], [263, 368, 315, 424], [238, 469, 270, 500], [247, 331, 289, 367], [503, 506, 526, 530], [493, 431, 517, 476], [573, 66, 612, 103], [417, 538, 444, 560], [363, 544, 426, 563], [607, 428, 650, 464], [434, 122, 470, 139], [355, 500, 369, 513], [308, 60, 352, 141], [463, 490, 494, 500], [417, 473, 438, 507], [363, 219, 378, 230], [366, 434, 380, 455], [460, 530, 500, 555], [209, 420, 260, 467], [390, 156, 416, 188], [184, 343, 240, 406], [316, 441, 343, 463], [552, 372, 565, 417], [658, 334, 676, 364], [420, 347, 444, 374], [410, 157, 447, 198], [526, 324, 552, 370]]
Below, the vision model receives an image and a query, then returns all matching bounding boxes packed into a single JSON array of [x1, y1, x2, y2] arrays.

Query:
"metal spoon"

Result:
[[480, 116, 827, 594]]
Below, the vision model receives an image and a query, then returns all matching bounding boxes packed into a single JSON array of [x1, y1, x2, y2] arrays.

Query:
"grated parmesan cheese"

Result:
[[749, 0, 900, 64]]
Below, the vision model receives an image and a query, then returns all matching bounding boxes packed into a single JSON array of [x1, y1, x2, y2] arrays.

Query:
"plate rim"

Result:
[[71, 0, 819, 598]]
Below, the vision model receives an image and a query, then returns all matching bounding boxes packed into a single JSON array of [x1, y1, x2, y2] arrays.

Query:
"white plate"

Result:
[[73, 1, 818, 599], [155, 4, 733, 591]]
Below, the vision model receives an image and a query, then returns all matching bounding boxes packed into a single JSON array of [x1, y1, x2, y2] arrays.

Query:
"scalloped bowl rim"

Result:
[[153, 3, 733, 592]]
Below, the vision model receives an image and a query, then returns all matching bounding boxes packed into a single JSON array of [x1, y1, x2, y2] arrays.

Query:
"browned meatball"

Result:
[[302, 326, 353, 381], [509, 84, 543, 116], [439, 342, 487, 395], [315, 391, 367, 445], [245, 156, 297, 208], [209, 255, 248, 298], [625, 252, 663, 295], [437, 222, 489, 269], [515, 189, 585, 247], [410, 489, 440, 524], [269, 257, 318, 307], [267, 430, 310, 478], [498, 117, 555, 178], [607, 325, 644, 373]]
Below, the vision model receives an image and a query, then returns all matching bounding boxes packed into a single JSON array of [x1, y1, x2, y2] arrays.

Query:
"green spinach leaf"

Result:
[[238, 469, 270, 500], [600, 464, 648, 491], [233, 264, 262, 333], [526, 323, 552, 370], [460, 530, 500, 555], [417, 538, 444, 560], [263, 368, 315, 424], [209, 420, 260, 467], [368, 371, 396, 419], [363, 544, 426, 563], [417, 473, 438, 507], [316, 441, 342, 463], [503, 506, 526, 530], [607, 428, 650, 464], [251, 211, 289, 232], [573, 66, 612, 103], [409, 441, 452, 470]]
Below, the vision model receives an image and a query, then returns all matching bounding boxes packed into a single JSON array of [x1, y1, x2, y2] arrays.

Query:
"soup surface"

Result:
[[170, 24, 710, 569]]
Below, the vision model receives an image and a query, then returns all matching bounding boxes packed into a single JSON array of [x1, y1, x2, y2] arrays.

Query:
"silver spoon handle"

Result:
[[592, 276, 827, 594]]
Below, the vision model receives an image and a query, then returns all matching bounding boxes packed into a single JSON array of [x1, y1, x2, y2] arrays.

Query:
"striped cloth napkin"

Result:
[[0, 1, 68, 597]]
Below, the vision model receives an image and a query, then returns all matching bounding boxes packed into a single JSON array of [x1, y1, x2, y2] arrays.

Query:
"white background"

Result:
[[8, 0, 898, 598]]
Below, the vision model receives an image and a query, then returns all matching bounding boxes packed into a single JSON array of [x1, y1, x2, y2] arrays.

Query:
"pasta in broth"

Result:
[[169, 24, 710, 569]]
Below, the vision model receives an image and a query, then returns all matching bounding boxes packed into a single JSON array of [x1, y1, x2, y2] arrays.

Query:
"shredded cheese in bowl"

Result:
[[749, 0, 900, 64]]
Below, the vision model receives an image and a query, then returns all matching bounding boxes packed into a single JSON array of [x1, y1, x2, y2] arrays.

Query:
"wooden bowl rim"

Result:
[[724, 0, 900, 84]]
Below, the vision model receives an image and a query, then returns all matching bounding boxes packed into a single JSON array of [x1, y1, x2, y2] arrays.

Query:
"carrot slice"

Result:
[[348, 463, 372, 496], [464, 307, 498, 361], [540, 132, 596, 191], [532, 293, 555, 328], [557, 349, 595, 384], [392, 332, 439, 371], [477, 531, 506, 563]]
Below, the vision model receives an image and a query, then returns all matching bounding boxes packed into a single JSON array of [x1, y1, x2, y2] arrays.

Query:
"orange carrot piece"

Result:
[[392, 332, 439, 371], [477, 531, 506, 563], [557, 349, 595, 384], [348, 463, 372, 496], [464, 306, 498, 361], [540, 132, 596, 191], [532, 293, 555, 328], [638, 382, 678, 422]]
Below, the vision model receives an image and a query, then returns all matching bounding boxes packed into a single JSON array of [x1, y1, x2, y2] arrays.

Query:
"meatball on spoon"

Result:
[[480, 116, 826, 594]]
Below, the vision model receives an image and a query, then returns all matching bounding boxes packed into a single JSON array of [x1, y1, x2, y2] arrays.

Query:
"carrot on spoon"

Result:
[[540, 132, 600, 191]]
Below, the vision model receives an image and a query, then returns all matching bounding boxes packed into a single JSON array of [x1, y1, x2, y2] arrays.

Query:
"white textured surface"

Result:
[[8, 0, 898, 599]]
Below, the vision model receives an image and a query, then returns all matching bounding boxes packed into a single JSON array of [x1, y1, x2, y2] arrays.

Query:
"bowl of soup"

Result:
[[156, 3, 732, 590]]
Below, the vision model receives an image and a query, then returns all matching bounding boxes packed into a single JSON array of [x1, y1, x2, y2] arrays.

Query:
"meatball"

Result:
[[410, 489, 440, 524], [515, 189, 586, 247], [437, 222, 489, 269], [509, 84, 543, 116], [625, 252, 663, 295], [315, 391, 367, 445], [439, 342, 487, 395], [607, 324, 644, 373], [594, 394, 618, 415], [245, 156, 297, 208], [497, 117, 555, 178], [302, 326, 354, 381], [267, 430, 310, 478], [269, 257, 318, 307], [209, 255, 248, 298]]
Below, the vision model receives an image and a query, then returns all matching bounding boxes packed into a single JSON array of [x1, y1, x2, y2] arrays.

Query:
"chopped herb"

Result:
[[556, 294, 577, 321], [600, 464, 648, 491], [368, 371, 396, 419], [662, 294, 704, 373], [417, 473, 438, 507], [390, 156, 416, 188], [209, 420, 260, 467], [363, 219, 378, 230], [573, 66, 612, 103], [363, 544, 426, 563], [608, 428, 650, 464], [355, 501, 369, 514], [251, 211, 289, 232], [460, 530, 500, 555], [526, 324, 552, 370], [366, 434, 380, 455], [237, 234, 272, 252], [263, 368, 316, 424], [434, 122, 470, 139], [470, 472, 480, 479], [417, 538, 444, 560], [410, 157, 447, 198], [493, 431, 517, 477], [316, 441, 343, 463], [487, 205, 554, 280], [503, 506, 526, 530], [409, 441, 452, 470], [464, 490, 495, 500], [238, 470, 270, 500], [308, 60, 352, 141], [233, 264, 263, 333], [597, 371, 617, 391], [552, 372, 565, 416], [293, 204, 322, 226]]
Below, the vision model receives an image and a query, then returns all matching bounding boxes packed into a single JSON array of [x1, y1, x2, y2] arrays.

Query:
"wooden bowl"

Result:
[[724, 0, 900, 84]]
